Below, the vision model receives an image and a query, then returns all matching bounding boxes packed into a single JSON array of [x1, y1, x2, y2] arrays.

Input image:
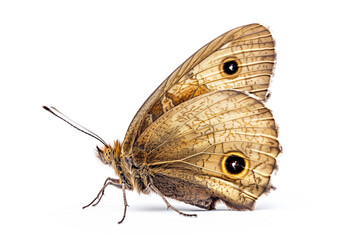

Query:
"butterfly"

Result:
[[44, 23, 280, 223]]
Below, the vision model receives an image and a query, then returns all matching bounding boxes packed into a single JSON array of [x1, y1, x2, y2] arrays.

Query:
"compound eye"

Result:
[[104, 148, 112, 162]]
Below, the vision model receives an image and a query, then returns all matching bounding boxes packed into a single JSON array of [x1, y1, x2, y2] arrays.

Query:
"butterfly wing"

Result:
[[123, 24, 276, 153], [132, 90, 280, 210]]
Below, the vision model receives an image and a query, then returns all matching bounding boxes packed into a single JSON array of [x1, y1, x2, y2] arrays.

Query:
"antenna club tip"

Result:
[[43, 106, 50, 111]]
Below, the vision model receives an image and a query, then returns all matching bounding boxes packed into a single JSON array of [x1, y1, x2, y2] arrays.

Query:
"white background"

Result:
[[1, 0, 359, 239]]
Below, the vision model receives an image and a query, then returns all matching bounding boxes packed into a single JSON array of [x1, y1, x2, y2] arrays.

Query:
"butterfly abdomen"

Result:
[[151, 173, 219, 210]]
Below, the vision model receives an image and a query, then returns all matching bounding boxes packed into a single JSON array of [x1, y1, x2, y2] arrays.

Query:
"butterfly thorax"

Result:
[[99, 140, 151, 193]]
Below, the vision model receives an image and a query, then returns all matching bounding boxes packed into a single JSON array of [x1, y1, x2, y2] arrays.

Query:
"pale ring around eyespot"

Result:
[[219, 57, 242, 79]]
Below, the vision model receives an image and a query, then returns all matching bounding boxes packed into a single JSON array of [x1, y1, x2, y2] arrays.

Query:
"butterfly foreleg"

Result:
[[149, 184, 197, 218], [82, 177, 129, 224], [82, 177, 122, 209]]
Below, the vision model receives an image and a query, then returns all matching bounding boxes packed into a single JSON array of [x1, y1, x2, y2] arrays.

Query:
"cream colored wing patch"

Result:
[[132, 90, 280, 209]]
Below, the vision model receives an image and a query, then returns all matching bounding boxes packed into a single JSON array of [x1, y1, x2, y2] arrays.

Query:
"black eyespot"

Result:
[[225, 155, 245, 174], [223, 60, 239, 75]]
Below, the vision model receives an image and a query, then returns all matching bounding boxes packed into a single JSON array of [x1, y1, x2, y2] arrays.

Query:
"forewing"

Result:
[[123, 24, 276, 154]]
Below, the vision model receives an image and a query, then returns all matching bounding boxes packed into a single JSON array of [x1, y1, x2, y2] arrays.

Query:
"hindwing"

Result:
[[132, 90, 280, 209]]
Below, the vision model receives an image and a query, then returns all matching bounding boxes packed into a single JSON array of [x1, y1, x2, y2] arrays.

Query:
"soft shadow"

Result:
[[132, 204, 232, 213], [255, 201, 283, 211]]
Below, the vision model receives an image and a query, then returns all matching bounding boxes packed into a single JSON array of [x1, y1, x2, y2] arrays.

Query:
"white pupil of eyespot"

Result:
[[231, 161, 237, 169]]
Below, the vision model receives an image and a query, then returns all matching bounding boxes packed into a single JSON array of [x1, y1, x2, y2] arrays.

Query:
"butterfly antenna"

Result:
[[43, 106, 108, 146]]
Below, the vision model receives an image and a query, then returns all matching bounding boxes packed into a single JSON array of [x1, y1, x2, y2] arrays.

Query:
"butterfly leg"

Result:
[[118, 184, 128, 224], [83, 177, 122, 209], [149, 184, 197, 218]]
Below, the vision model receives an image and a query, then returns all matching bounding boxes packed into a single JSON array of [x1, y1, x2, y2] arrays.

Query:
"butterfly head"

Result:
[[97, 145, 113, 165], [96, 140, 122, 166]]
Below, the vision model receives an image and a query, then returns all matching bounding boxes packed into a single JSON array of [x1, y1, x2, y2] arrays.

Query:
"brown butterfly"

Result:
[[44, 23, 280, 223]]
